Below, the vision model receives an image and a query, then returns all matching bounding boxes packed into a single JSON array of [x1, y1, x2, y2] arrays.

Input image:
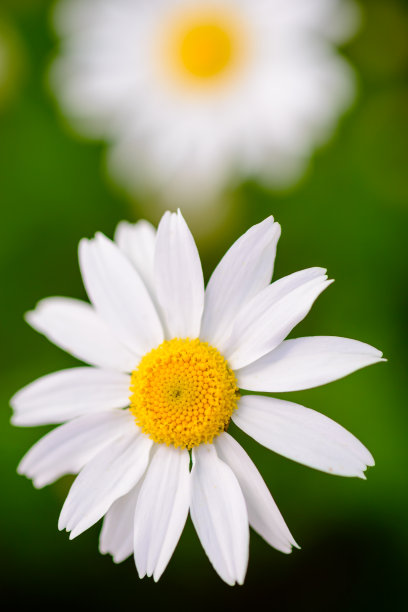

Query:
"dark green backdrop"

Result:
[[1, 1, 407, 609]]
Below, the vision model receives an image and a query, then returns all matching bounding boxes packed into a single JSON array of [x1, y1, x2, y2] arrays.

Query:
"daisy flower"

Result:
[[50, 0, 358, 205], [11, 211, 383, 585]]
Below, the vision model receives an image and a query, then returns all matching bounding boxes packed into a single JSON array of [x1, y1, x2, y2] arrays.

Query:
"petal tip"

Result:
[[290, 538, 301, 551], [78, 236, 90, 250], [68, 523, 85, 540], [10, 413, 26, 427], [136, 567, 147, 580], [365, 456, 375, 469], [153, 567, 165, 582], [9, 394, 18, 411], [94, 231, 111, 247], [32, 478, 46, 490], [24, 309, 36, 327], [262, 214, 276, 227], [16, 462, 25, 476], [273, 219, 281, 232]]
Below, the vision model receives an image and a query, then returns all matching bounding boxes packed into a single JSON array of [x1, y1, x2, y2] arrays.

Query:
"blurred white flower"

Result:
[[50, 0, 359, 205], [12, 211, 383, 585]]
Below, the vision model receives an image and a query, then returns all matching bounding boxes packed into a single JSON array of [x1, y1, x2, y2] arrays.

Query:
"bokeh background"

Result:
[[1, 0, 407, 609]]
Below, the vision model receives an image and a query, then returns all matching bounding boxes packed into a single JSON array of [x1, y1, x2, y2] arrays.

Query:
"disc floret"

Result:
[[130, 338, 240, 449]]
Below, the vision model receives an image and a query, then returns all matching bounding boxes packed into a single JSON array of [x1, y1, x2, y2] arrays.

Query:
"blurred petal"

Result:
[[59, 430, 152, 539], [18, 410, 134, 488], [79, 232, 163, 355], [114, 220, 156, 293], [155, 210, 204, 338], [233, 395, 374, 477], [224, 268, 331, 369], [237, 336, 384, 392], [26, 297, 138, 372], [190, 444, 249, 586], [133, 445, 190, 581], [100, 481, 142, 563], [200, 217, 281, 351], [215, 433, 297, 553], [11, 368, 131, 426]]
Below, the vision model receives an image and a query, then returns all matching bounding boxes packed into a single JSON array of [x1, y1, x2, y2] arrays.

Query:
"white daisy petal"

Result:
[[114, 220, 156, 294], [237, 336, 384, 392], [11, 368, 131, 426], [100, 480, 143, 564], [79, 232, 163, 355], [18, 410, 134, 488], [59, 430, 152, 539], [154, 210, 204, 338], [200, 216, 281, 350], [190, 444, 249, 586], [26, 297, 138, 372], [133, 445, 190, 581], [225, 268, 332, 369], [215, 433, 297, 554], [233, 395, 374, 478]]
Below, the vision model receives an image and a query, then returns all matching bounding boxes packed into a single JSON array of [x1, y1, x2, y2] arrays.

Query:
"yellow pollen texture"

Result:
[[130, 338, 239, 449]]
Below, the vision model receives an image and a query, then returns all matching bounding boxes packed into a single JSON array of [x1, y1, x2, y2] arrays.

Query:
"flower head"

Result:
[[11, 211, 383, 585], [50, 0, 358, 205]]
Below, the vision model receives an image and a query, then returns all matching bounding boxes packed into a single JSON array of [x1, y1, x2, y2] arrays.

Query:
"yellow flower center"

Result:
[[179, 22, 233, 79], [156, 6, 249, 90], [130, 338, 239, 449]]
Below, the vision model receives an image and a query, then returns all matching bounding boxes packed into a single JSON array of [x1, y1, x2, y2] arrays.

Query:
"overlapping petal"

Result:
[[18, 411, 134, 488], [133, 445, 190, 581], [154, 210, 204, 339], [114, 220, 156, 294], [233, 395, 374, 477], [59, 430, 152, 539], [26, 297, 138, 372], [200, 216, 281, 351], [100, 481, 143, 563], [190, 445, 249, 586], [237, 336, 384, 392], [215, 433, 297, 553], [11, 367, 131, 426], [224, 268, 331, 369], [79, 232, 163, 355]]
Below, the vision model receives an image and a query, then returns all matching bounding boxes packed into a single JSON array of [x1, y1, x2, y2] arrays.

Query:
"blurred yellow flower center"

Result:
[[130, 338, 239, 449], [159, 7, 248, 87], [179, 22, 233, 79]]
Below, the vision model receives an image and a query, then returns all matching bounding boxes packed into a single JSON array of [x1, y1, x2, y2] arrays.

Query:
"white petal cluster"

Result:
[[50, 0, 359, 205], [11, 212, 383, 585]]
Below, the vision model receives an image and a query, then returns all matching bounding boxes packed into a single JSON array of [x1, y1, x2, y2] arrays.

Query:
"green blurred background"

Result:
[[1, 0, 407, 608]]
